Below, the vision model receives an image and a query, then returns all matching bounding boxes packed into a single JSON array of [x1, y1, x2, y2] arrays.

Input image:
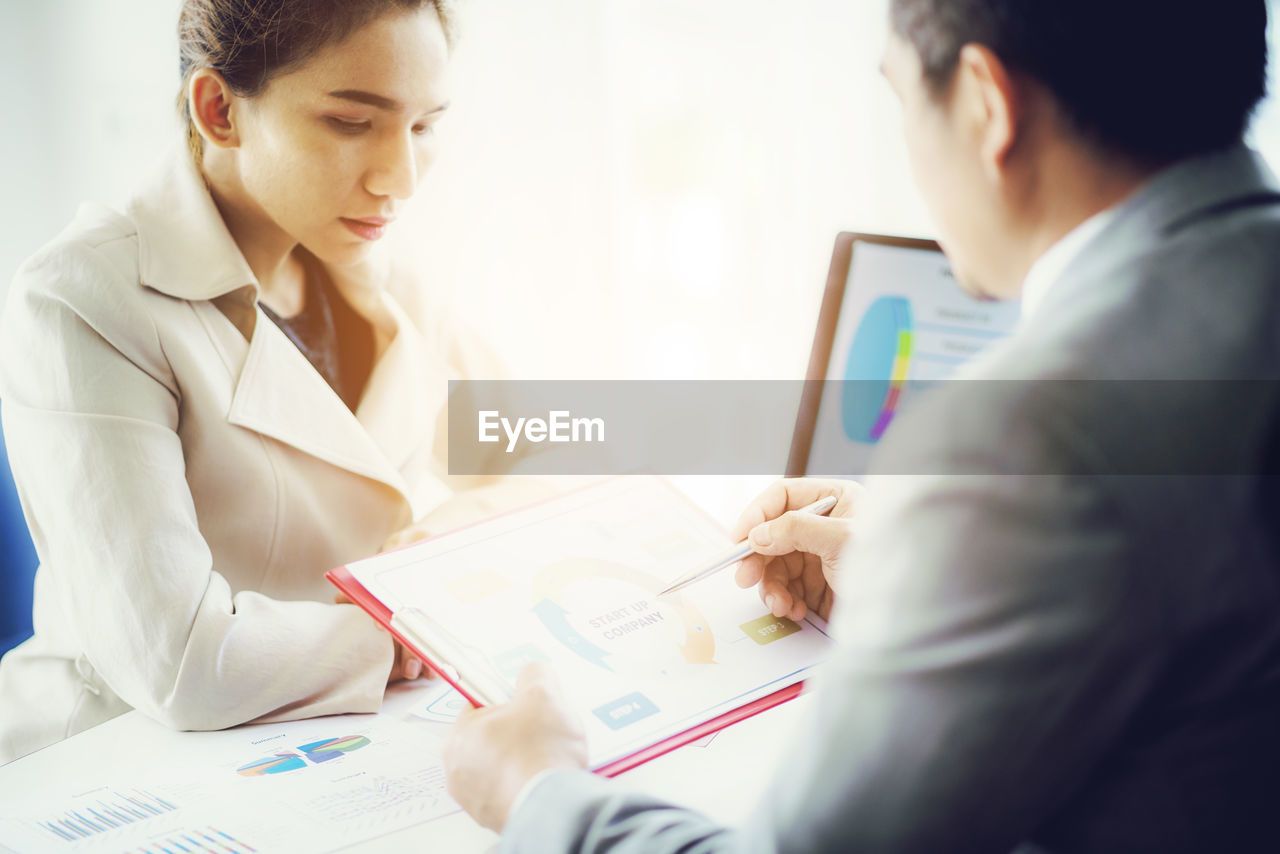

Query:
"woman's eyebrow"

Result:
[[327, 89, 450, 115]]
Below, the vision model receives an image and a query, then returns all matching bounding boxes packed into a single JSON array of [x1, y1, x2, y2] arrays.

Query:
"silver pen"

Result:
[[656, 495, 839, 597]]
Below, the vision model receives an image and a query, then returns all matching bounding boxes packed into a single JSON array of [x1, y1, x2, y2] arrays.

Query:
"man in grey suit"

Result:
[[442, 1, 1280, 851]]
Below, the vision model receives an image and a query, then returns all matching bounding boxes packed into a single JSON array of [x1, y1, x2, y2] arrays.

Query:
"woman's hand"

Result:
[[382, 522, 432, 553], [387, 636, 424, 684], [334, 591, 431, 684], [730, 478, 862, 622]]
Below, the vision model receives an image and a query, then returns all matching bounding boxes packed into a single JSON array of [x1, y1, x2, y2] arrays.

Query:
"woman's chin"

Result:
[[306, 238, 378, 269]]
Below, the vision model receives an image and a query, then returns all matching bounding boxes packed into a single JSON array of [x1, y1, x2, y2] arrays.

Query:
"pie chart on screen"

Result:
[[842, 296, 914, 443]]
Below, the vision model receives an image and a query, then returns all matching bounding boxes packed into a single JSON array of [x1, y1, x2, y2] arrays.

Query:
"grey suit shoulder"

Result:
[[503, 146, 1280, 854]]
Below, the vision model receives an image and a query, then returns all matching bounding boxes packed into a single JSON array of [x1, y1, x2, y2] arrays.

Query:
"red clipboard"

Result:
[[326, 477, 811, 778], [328, 564, 805, 777]]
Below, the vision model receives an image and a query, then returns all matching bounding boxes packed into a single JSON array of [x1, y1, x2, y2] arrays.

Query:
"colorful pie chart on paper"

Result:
[[842, 296, 914, 443], [298, 735, 371, 763], [236, 753, 307, 776]]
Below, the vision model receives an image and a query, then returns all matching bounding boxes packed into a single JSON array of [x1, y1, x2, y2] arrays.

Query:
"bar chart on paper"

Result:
[[0, 693, 464, 854], [34, 789, 178, 842], [3, 784, 274, 853], [127, 826, 258, 854]]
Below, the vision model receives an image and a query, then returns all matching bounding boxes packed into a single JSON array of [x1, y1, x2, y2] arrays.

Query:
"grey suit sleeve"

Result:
[[501, 441, 1161, 853], [503, 770, 742, 853]]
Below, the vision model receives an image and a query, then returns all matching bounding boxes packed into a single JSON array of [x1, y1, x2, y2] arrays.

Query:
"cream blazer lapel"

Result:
[[325, 249, 447, 478], [228, 313, 412, 498], [127, 145, 429, 504], [356, 296, 445, 473]]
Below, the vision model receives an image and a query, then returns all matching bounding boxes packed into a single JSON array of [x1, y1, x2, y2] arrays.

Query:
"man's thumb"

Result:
[[748, 512, 850, 560], [515, 661, 558, 697]]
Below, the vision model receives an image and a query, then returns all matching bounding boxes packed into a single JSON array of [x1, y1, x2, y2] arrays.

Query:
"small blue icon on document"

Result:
[[593, 692, 659, 730]]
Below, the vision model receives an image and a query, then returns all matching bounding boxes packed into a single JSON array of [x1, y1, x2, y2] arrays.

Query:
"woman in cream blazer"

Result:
[[0, 0, 531, 763]]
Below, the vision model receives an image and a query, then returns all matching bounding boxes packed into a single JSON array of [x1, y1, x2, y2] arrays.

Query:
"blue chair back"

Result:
[[0, 404, 39, 656]]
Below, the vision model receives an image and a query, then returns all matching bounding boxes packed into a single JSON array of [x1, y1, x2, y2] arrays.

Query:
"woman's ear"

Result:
[[189, 68, 240, 150], [954, 43, 1022, 183]]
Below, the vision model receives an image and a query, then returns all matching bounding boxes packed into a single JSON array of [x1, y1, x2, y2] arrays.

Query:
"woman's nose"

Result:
[[364, 132, 420, 201]]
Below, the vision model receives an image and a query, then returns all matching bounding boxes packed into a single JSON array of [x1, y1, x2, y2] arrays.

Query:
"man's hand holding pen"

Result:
[[730, 478, 860, 623]]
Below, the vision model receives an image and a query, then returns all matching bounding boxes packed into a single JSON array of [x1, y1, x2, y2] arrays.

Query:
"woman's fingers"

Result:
[[382, 524, 432, 554]]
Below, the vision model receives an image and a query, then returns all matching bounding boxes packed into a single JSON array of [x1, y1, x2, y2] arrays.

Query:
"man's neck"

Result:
[[1015, 141, 1157, 283]]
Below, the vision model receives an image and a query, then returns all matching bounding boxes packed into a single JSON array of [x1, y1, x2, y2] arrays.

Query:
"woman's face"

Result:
[[228, 6, 450, 266]]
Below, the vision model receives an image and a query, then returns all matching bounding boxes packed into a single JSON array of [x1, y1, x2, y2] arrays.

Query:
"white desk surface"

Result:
[[0, 681, 812, 852], [0, 476, 802, 853]]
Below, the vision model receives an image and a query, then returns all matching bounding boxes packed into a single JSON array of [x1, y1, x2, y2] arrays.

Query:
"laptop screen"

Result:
[[788, 233, 1022, 477]]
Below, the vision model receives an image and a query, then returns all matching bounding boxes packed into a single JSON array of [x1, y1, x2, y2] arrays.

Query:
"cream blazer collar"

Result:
[[123, 144, 439, 507]]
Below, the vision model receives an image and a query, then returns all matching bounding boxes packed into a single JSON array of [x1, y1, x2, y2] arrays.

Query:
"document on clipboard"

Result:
[[327, 476, 834, 776]]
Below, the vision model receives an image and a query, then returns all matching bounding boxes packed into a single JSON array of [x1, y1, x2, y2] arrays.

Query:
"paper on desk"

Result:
[[0, 690, 460, 854], [347, 476, 834, 770]]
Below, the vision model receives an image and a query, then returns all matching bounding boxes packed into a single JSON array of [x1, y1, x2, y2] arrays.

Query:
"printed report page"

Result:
[[346, 476, 834, 769]]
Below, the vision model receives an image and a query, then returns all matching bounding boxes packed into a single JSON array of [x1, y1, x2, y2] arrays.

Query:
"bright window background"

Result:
[[2, 1, 1278, 381]]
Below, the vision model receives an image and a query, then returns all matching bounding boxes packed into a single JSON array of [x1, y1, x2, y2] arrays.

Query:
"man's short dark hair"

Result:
[[890, 0, 1270, 165]]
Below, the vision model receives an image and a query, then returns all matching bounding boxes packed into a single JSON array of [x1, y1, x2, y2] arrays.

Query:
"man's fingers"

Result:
[[748, 512, 851, 559], [759, 568, 792, 617], [734, 554, 766, 588], [729, 478, 857, 540], [730, 479, 788, 540], [515, 661, 560, 701], [755, 552, 829, 621], [787, 577, 808, 621], [516, 660, 552, 687], [454, 704, 483, 725], [765, 587, 793, 618]]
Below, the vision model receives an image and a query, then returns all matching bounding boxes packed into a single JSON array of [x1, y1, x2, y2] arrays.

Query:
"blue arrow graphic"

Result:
[[532, 598, 613, 671]]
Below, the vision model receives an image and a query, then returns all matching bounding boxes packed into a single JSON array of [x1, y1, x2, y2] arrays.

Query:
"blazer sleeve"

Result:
[[0, 238, 394, 731], [499, 406, 1162, 853]]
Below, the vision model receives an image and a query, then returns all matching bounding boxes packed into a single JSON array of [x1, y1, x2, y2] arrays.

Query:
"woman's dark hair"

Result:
[[177, 0, 455, 157], [890, 0, 1269, 165]]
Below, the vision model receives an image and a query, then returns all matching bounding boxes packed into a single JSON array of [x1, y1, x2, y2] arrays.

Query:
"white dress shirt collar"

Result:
[[1020, 206, 1118, 319]]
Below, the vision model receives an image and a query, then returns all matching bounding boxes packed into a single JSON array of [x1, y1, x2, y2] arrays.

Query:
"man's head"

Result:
[[882, 0, 1270, 298]]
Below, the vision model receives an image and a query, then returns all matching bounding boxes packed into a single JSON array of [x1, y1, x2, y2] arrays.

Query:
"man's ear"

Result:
[[954, 44, 1021, 182], [189, 68, 241, 150]]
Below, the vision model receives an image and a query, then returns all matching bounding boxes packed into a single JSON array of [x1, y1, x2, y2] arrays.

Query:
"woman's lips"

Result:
[[340, 217, 390, 241]]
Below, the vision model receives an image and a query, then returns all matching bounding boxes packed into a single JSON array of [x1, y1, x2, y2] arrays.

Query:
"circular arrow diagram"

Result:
[[530, 557, 716, 669]]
